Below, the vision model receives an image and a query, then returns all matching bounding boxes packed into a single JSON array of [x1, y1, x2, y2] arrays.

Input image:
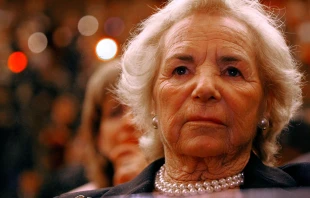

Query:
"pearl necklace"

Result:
[[155, 165, 244, 196]]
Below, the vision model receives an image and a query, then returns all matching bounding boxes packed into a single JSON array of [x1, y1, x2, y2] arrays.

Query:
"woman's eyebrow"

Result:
[[165, 53, 195, 63], [219, 56, 240, 63], [218, 53, 253, 65]]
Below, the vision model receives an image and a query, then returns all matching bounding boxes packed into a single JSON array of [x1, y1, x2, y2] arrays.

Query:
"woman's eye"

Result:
[[225, 67, 242, 77], [173, 66, 188, 75], [109, 105, 124, 118]]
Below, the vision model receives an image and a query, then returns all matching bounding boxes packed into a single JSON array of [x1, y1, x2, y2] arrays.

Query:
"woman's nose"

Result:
[[191, 71, 222, 102], [117, 114, 139, 142], [122, 114, 136, 130]]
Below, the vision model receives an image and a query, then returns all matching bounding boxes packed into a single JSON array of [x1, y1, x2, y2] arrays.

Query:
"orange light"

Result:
[[8, 52, 28, 73]]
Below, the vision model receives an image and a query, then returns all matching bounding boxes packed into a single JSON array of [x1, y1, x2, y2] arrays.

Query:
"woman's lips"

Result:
[[187, 115, 225, 125]]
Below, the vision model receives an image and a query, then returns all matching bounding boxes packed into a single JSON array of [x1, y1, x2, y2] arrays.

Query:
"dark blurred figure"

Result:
[[278, 117, 310, 165], [36, 93, 86, 198], [17, 170, 42, 198], [36, 139, 88, 198], [0, 85, 35, 198]]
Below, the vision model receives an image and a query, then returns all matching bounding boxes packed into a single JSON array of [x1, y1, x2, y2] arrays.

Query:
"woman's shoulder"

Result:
[[279, 162, 310, 186]]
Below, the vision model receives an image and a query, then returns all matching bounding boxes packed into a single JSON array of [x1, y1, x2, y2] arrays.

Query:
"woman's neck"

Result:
[[163, 149, 251, 183]]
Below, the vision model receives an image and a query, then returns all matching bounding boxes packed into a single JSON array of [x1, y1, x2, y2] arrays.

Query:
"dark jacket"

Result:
[[55, 153, 310, 198]]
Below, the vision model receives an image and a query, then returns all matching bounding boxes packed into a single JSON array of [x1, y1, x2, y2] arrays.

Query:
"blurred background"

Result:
[[0, 0, 310, 198]]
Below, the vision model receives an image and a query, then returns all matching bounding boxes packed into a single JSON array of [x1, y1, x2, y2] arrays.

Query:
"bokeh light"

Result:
[[104, 17, 125, 37], [52, 26, 73, 48], [95, 38, 118, 60], [8, 52, 28, 73], [28, 32, 48, 53], [78, 15, 99, 36], [297, 21, 310, 43]]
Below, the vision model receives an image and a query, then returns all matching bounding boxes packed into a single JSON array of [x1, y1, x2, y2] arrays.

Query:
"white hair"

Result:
[[117, 0, 303, 165]]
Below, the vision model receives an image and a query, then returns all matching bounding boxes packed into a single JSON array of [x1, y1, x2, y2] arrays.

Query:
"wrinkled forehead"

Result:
[[160, 12, 255, 63], [163, 12, 253, 49]]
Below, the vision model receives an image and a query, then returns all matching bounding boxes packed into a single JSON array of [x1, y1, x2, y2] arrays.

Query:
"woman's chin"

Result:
[[178, 139, 251, 158], [180, 141, 230, 158]]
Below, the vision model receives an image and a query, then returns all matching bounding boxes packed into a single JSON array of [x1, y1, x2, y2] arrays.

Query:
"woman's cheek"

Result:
[[155, 80, 189, 144], [159, 108, 184, 147]]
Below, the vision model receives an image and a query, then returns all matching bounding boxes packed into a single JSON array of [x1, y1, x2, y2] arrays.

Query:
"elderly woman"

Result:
[[71, 59, 147, 192], [56, 0, 310, 197]]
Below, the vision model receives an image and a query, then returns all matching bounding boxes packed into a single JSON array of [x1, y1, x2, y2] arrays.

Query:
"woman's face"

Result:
[[153, 12, 266, 158], [97, 92, 142, 168]]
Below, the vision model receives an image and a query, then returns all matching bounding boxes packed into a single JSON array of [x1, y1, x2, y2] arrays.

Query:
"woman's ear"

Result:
[[257, 96, 272, 135]]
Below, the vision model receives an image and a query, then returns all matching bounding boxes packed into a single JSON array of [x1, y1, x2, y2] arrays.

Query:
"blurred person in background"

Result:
[[0, 0, 165, 197], [71, 59, 148, 192], [278, 106, 310, 164], [36, 93, 85, 198], [278, 119, 310, 164], [0, 85, 35, 198], [17, 170, 42, 198]]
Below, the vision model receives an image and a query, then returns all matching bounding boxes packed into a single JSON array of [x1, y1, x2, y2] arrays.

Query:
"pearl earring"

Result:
[[258, 118, 269, 130], [152, 116, 158, 129]]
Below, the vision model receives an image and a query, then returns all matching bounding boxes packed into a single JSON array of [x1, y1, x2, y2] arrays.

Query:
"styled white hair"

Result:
[[117, 0, 303, 165]]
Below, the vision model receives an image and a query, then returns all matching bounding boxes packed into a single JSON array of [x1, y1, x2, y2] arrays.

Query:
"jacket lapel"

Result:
[[241, 153, 297, 189]]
